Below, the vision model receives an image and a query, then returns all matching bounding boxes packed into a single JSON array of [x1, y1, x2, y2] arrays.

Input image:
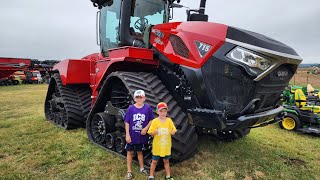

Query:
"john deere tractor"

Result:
[[281, 89, 320, 135]]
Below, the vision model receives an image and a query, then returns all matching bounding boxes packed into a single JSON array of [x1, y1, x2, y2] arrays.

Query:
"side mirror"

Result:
[[189, 13, 208, 21], [170, 3, 183, 8]]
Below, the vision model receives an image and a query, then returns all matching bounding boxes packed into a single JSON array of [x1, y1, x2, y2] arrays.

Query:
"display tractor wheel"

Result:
[[105, 132, 117, 149], [44, 73, 92, 129], [90, 113, 117, 146], [279, 113, 301, 131], [115, 134, 126, 155]]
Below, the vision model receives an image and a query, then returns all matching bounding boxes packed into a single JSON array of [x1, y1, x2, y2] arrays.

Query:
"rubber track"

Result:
[[50, 73, 92, 129], [110, 71, 198, 161]]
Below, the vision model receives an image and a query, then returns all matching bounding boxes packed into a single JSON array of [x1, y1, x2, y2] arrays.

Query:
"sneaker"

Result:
[[141, 168, 149, 176], [165, 176, 174, 180], [148, 176, 155, 180], [126, 172, 133, 180]]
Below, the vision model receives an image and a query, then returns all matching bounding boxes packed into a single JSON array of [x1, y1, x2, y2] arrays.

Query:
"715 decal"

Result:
[[195, 41, 212, 57]]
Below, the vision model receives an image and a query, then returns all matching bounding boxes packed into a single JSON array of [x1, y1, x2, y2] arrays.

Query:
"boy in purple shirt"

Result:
[[125, 90, 154, 180]]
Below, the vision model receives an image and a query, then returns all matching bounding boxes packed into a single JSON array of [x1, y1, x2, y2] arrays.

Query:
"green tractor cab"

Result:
[[280, 89, 320, 135]]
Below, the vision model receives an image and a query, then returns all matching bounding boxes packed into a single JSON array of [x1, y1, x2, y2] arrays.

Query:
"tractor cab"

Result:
[[98, 0, 169, 56]]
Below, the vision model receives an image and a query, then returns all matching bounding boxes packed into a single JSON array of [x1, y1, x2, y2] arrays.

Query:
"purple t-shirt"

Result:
[[125, 104, 154, 144]]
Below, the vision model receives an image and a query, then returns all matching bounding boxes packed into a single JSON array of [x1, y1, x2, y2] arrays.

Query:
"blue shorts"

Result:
[[152, 155, 171, 161], [125, 144, 145, 152]]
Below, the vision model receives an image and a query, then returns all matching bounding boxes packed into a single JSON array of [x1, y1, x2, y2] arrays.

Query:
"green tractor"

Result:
[[282, 84, 320, 106], [280, 88, 320, 135]]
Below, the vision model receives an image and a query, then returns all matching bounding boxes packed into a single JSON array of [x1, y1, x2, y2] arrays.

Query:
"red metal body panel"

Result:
[[91, 47, 157, 102], [53, 59, 91, 85], [0, 57, 31, 79], [53, 47, 158, 104], [150, 22, 228, 69]]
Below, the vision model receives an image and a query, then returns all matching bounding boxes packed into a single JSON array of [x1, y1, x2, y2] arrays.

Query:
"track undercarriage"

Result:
[[45, 71, 199, 167]]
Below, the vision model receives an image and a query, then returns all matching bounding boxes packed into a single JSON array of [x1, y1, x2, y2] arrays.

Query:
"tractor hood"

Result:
[[150, 21, 302, 70], [151, 21, 302, 122]]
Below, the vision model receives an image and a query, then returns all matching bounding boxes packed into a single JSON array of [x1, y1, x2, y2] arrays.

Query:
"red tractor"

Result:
[[44, 0, 302, 166]]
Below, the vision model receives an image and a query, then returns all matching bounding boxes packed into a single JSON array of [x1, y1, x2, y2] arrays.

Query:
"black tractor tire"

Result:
[[12, 80, 19, 85], [279, 113, 301, 131], [106, 72, 198, 162], [44, 73, 92, 129]]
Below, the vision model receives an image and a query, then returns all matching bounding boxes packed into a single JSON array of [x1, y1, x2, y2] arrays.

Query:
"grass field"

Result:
[[1, 84, 320, 179]]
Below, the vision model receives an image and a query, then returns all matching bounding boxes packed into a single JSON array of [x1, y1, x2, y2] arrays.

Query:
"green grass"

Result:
[[1, 85, 320, 179]]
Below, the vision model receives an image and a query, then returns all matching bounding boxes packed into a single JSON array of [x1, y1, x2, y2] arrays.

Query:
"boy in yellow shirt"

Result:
[[147, 102, 176, 180]]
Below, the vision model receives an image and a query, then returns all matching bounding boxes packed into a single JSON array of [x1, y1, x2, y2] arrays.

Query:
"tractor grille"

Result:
[[253, 65, 294, 113], [201, 58, 294, 119], [169, 34, 190, 59]]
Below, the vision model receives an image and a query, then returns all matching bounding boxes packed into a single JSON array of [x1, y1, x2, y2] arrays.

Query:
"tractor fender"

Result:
[[53, 59, 91, 85], [283, 107, 299, 116]]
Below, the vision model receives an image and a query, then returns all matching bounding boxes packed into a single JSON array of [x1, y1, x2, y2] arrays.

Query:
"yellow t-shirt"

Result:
[[147, 118, 177, 157]]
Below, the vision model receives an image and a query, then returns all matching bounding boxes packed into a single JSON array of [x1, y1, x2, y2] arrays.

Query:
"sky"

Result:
[[0, 0, 319, 63]]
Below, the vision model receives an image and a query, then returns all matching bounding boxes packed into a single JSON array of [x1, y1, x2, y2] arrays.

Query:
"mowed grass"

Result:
[[1, 84, 320, 179]]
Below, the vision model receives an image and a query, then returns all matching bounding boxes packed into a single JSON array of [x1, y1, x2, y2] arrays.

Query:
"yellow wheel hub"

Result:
[[282, 117, 296, 130]]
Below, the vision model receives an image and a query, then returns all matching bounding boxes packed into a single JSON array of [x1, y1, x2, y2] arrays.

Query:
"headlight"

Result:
[[227, 47, 271, 71]]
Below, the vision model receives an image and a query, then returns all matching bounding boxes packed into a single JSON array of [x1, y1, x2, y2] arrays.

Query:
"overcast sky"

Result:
[[0, 0, 319, 63]]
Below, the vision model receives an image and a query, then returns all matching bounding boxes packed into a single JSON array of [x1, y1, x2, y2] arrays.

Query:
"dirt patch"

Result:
[[254, 170, 265, 178], [222, 170, 235, 180], [280, 155, 306, 167], [243, 175, 253, 180]]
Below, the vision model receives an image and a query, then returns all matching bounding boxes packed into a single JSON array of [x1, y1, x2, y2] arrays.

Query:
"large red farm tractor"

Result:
[[44, 0, 302, 166]]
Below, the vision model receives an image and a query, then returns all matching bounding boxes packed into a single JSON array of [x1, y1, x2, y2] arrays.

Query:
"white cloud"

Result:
[[0, 0, 319, 63]]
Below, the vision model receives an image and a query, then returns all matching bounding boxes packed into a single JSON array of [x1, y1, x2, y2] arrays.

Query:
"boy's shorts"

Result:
[[152, 155, 171, 161], [125, 143, 145, 152]]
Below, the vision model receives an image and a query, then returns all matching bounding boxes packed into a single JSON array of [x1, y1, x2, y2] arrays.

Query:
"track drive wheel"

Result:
[[89, 113, 117, 146]]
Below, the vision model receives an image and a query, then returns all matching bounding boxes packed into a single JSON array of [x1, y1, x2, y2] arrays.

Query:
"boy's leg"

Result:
[[163, 158, 170, 177], [149, 159, 158, 177], [127, 151, 134, 172], [137, 151, 144, 170]]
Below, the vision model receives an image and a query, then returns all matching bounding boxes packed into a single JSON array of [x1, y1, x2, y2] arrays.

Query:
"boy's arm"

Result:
[[147, 120, 158, 136], [141, 121, 151, 135], [141, 107, 154, 135], [125, 122, 132, 143], [170, 118, 177, 135]]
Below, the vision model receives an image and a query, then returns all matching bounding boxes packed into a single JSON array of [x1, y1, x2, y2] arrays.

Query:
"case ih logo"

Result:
[[277, 70, 288, 77], [195, 41, 212, 57]]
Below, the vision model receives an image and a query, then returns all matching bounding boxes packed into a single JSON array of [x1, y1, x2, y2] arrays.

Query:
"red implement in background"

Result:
[[0, 57, 31, 79]]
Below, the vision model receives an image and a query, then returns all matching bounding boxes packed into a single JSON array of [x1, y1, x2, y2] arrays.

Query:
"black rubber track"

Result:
[[108, 71, 198, 161], [44, 73, 92, 129]]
